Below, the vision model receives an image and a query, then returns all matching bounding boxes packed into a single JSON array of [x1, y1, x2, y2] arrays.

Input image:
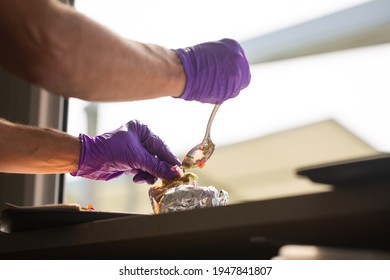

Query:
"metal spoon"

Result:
[[182, 104, 220, 170]]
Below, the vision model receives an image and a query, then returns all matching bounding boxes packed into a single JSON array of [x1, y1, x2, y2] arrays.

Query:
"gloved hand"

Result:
[[175, 38, 251, 104], [71, 120, 182, 184]]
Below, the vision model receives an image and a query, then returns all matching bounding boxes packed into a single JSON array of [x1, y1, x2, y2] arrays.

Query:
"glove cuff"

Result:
[[70, 133, 87, 177], [174, 47, 196, 102]]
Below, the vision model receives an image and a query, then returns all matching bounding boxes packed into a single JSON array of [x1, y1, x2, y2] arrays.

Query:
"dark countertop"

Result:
[[1, 182, 390, 259]]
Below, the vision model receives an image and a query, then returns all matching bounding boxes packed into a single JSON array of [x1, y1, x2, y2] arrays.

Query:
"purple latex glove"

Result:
[[175, 38, 251, 104], [71, 120, 181, 184]]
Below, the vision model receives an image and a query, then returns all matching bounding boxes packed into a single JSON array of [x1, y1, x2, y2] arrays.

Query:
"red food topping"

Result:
[[87, 204, 95, 210]]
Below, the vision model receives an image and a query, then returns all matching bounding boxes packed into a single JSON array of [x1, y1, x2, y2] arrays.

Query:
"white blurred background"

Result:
[[64, 0, 390, 213]]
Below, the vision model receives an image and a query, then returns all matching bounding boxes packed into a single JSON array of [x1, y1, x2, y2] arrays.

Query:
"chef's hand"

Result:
[[175, 38, 251, 104], [71, 120, 182, 184]]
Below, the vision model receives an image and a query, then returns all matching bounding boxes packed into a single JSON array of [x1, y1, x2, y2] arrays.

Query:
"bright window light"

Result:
[[65, 0, 389, 213]]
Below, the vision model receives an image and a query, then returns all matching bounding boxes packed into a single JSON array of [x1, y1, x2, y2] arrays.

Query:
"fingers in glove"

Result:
[[133, 171, 157, 185], [130, 120, 182, 167], [142, 150, 181, 181]]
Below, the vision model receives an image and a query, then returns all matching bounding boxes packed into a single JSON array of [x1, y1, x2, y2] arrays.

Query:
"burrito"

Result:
[[148, 172, 228, 214]]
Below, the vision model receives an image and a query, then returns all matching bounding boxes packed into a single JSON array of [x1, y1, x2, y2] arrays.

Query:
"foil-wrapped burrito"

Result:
[[148, 172, 228, 214]]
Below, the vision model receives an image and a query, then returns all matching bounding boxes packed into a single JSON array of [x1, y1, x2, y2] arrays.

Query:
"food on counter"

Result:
[[81, 204, 96, 211]]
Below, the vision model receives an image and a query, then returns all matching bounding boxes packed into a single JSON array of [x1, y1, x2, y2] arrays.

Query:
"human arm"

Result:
[[0, 0, 250, 104], [0, 118, 181, 183], [0, 0, 185, 102], [0, 117, 80, 174]]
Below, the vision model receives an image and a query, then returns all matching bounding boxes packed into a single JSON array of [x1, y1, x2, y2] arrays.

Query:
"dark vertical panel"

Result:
[[0, 69, 34, 213], [0, 0, 72, 212]]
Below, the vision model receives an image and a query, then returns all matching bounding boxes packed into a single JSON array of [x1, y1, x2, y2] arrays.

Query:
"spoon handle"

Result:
[[203, 104, 220, 141]]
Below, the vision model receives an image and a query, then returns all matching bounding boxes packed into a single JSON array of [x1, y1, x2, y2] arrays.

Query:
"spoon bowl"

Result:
[[182, 104, 220, 170]]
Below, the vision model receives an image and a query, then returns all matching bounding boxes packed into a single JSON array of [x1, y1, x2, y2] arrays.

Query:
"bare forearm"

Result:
[[0, 118, 80, 174], [0, 0, 185, 102]]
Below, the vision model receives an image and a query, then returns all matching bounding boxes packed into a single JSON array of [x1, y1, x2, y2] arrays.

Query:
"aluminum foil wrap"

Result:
[[148, 173, 228, 214]]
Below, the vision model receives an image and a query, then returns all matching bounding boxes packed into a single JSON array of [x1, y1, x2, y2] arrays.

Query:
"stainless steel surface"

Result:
[[182, 104, 220, 170]]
